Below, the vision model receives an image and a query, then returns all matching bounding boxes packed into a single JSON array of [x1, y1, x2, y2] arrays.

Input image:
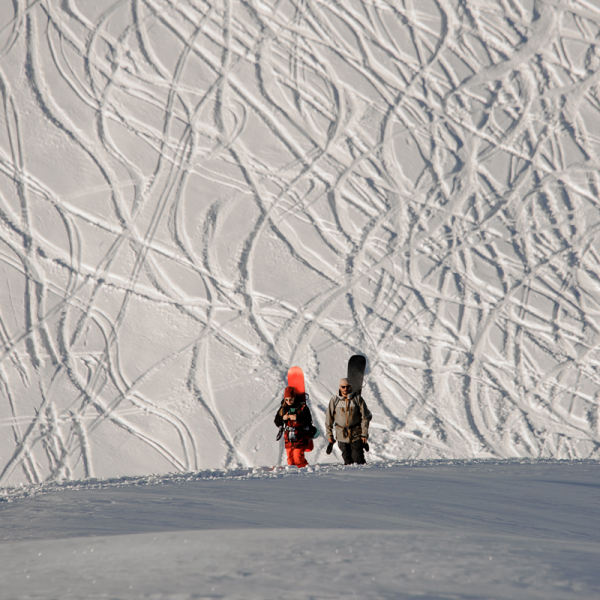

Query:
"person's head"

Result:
[[339, 378, 351, 397], [283, 386, 295, 405]]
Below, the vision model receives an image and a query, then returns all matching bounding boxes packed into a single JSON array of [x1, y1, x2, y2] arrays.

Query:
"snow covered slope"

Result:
[[2, 461, 600, 599], [1, 0, 600, 485]]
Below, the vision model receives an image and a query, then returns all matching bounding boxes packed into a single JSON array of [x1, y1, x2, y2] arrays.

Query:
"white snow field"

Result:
[[3, 1, 600, 598], [2, 0, 600, 485], [1, 460, 600, 599]]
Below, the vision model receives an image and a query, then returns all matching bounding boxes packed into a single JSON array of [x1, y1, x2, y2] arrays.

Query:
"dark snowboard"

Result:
[[347, 354, 366, 397], [348, 354, 369, 452]]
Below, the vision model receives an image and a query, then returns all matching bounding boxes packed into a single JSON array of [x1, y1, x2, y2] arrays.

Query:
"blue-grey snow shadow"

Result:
[[1, 462, 598, 543]]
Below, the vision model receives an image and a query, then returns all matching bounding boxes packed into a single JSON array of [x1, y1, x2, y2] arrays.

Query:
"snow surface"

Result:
[[2, 0, 600, 484], [2, 1, 600, 597], [2, 460, 600, 599]]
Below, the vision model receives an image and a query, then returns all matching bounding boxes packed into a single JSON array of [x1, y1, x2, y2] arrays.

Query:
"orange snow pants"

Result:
[[285, 445, 309, 468]]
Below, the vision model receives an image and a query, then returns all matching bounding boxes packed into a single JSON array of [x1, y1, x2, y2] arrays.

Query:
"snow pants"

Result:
[[286, 446, 308, 467], [285, 438, 313, 467], [338, 440, 365, 465]]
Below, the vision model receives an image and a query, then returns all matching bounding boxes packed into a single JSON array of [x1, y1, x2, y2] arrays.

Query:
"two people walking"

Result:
[[275, 376, 372, 467]]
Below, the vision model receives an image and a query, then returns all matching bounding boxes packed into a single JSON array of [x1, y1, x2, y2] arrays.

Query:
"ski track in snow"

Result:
[[1, 0, 600, 484]]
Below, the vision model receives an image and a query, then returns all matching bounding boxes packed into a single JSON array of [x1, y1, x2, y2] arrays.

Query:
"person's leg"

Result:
[[350, 439, 365, 464], [338, 441, 354, 464], [285, 444, 295, 465], [292, 447, 308, 468]]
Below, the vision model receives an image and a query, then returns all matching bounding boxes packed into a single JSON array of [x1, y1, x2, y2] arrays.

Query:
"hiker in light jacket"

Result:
[[325, 377, 372, 465]]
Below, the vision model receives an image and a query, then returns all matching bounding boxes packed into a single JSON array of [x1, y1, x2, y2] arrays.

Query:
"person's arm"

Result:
[[359, 396, 372, 440], [325, 398, 335, 442], [325, 396, 337, 442], [274, 405, 287, 427]]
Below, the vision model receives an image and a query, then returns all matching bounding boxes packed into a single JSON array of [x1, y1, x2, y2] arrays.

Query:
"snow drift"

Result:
[[2, 461, 600, 599], [1, 0, 600, 485]]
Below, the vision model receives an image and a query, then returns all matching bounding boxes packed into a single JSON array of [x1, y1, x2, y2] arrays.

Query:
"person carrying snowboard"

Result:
[[325, 378, 372, 465], [275, 386, 314, 468]]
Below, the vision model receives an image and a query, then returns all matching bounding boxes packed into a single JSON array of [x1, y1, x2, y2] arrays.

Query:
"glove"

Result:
[[326, 441, 334, 455], [362, 440, 369, 452]]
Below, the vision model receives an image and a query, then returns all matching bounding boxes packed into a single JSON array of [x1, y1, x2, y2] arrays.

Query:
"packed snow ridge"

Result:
[[1, 0, 600, 486]]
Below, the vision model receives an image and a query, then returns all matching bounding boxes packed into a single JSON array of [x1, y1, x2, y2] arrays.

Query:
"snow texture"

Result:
[[1, 461, 599, 599], [1, 0, 600, 485]]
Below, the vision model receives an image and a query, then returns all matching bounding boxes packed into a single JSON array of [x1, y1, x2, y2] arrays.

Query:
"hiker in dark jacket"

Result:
[[325, 377, 372, 465], [275, 386, 314, 467]]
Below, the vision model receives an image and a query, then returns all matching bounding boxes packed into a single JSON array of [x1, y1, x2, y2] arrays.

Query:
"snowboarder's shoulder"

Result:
[[358, 394, 370, 407], [350, 393, 369, 409]]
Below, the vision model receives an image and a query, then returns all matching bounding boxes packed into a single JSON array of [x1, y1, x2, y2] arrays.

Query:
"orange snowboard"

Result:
[[287, 366, 305, 397]]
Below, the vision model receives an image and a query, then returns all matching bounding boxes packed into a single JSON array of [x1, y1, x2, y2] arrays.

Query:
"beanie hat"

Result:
[[339, 378, 350, 387], [283, 386, 295, 399]]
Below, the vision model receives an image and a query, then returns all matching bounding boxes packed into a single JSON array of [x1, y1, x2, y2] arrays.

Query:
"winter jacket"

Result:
[[275, 398, 314, 447], [325, 392, 372, 442]]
